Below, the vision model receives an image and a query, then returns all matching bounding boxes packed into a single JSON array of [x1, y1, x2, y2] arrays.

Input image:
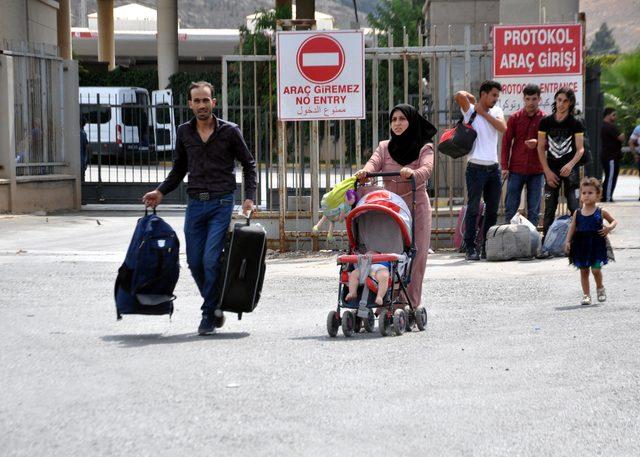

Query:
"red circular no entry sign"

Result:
[[296, 35, 345, 84]]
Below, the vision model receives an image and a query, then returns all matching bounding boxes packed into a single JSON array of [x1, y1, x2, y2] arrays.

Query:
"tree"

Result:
[[367, 0, 423, 46], [602, 50, 640, 140], [367, 0, 425, 110], [589, 23, 620, 56]]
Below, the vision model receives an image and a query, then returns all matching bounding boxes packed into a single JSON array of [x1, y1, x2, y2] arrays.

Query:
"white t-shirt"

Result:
[[462, 104, 504, 163]]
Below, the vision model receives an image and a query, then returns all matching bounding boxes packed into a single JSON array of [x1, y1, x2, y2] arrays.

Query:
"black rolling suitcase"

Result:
[[218, 218, 267, 319]]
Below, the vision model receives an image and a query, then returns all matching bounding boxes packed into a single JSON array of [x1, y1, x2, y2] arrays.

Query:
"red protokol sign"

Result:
[[493, 24, 582, 77], [296, 35, 345, 84]]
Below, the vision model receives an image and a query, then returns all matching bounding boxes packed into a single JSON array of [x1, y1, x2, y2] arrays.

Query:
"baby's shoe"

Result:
[[596, 287, 606, 302], [580, 295, 591, 306]]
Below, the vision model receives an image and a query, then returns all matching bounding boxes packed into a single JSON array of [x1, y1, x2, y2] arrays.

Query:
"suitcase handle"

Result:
[[238, 209, 252, 225], [239, 259, 247, 280]]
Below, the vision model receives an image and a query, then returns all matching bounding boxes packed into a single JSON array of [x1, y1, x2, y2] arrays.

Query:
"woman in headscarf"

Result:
[[355, 104, 437, 310]]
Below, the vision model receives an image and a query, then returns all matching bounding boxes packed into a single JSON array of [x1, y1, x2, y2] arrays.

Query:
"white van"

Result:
[[151, 89, 176, 153], [79, 87, 152, 156]]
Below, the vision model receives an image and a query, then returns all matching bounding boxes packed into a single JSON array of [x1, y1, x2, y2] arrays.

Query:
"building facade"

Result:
[[1, 0, 80, 213]]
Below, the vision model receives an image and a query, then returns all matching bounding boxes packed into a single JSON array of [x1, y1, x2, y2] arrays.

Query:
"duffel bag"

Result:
[[485, 224, 532, 261], [438, 111, 477, 159]]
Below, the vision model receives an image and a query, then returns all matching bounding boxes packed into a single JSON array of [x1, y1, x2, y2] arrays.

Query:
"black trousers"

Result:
[[602, 159, 620, 202], [543, 168, 580, 238]]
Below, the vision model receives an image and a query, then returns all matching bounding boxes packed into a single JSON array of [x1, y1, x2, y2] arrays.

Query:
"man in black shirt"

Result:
[[537, 87, 584, 248], [600, 107, 625, 202], [143, 81, 257, 335]]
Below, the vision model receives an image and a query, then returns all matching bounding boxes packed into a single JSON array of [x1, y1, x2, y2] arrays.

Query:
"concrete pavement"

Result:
[[1, 176, 639, 457]]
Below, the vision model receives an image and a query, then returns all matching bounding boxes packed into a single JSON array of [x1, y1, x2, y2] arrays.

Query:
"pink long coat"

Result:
[[363, 140, 434, 308]]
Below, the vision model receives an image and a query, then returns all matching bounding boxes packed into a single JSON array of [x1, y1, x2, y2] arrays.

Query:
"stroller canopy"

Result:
[[346, 189, 412, 253]]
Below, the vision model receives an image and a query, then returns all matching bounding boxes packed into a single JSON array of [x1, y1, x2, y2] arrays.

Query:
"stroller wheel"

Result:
[[326, 311, 340, 337], [392, 309, 407, 336], [415, 305, 428, 331], [341, 310, 355, 337], [378, 312, 390, 337], [363, 310, 375, 333], [354, 316, 363, 334], [404, 305, 415, 332]]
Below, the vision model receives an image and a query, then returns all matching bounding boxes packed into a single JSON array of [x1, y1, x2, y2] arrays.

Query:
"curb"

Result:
[[620, 168, 639, 176]]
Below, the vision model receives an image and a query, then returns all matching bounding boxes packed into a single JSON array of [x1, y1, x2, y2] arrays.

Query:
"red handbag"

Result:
[[438, 111, 478, 159]]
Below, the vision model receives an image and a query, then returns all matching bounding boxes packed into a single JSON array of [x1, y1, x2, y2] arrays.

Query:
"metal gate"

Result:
[[81, 25, 493, 250], [220, 25, 493, 250]]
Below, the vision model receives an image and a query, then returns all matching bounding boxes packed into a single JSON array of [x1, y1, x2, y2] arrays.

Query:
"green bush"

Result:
[[78, 65, 158, 94], [585, 54, 620, 69]]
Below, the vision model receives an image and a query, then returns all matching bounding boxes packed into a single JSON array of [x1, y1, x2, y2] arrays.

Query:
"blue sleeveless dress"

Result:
[[569, 208, 609, 268]]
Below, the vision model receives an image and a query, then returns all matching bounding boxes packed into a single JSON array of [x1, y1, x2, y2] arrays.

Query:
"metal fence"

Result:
[[80, 26, 496, 249], [8, 41, 66, 176], [219, 25, 493, 249], [83, 26, 560, 251]]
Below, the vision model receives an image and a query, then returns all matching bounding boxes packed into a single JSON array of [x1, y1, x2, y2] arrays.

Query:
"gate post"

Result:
[[310, 120, 320, 251], [278, 120, 287, 252], [0, 55, 17, 212]]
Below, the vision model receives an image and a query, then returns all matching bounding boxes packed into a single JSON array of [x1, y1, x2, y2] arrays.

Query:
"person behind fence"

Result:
[[564, 177, 617, 306], [455, 81, 507, 261], [537, 87, 584, 256], [80, 117, 89, 181], [354, 103, 436, 310], [345, 251, 391, 306], [600, 107, 625, 202], [629, 121, 640, 201], [501, 84, 545, 225], [142, 81, 257, 335]]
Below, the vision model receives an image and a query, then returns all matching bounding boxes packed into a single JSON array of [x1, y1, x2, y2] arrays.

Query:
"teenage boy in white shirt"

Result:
[[455, 80, 507, 260]]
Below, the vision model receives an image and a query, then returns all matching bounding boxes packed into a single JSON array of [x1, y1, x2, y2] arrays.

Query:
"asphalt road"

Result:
[[1, 177, 639, 457]]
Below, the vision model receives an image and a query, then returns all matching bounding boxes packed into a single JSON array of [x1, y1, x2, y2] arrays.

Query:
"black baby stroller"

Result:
[[326, 172, 428, 337]]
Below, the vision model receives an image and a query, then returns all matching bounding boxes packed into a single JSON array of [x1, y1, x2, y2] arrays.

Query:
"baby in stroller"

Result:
[[344, 253, 391, 306], [326, 172, 428, 338]]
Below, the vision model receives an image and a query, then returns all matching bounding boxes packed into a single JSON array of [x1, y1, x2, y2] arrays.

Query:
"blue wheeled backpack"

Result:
[[114, 208, 180, 319], [542, 215, 571, 257]]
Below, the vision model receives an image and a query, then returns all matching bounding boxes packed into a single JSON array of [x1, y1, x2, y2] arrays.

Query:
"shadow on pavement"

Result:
[[434, 258, 475, 267], [289, 332, 402, 341], [101, 332, 250, 347], [555, 304, 601, 311]]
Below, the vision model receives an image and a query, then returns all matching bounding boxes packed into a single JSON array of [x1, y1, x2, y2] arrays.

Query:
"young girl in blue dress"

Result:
[[565, 177, 618, 305]]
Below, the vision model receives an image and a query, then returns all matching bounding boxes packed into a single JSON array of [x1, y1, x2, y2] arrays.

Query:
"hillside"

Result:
[[71, 0, 375, 30], [581, 0, 639, 53], [70, 1, 639, 54]]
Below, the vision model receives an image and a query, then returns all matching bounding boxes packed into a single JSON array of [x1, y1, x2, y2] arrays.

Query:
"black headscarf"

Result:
[[387, 104, 437, 166]]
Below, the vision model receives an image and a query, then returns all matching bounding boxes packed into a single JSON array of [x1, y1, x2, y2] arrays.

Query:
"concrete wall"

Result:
[[0, 55, 17, 211], [0, 184, 9, 211], [500, 0, 579, 24], [0, 2, 81, 214], [64, 59, 82, 210], [27, 0, 59, 45], [1, 1, 28, 43], [0, 0, 59, 46], [427, 0, 499, 45], [14, 177, 77, 213]]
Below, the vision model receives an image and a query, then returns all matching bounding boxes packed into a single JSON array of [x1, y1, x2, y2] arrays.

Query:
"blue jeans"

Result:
[[504, 172, 544, 226], [184, 194, 234, 315], [464, 163, 502, 251]]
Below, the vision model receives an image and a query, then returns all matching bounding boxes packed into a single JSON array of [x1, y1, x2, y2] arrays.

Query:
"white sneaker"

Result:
[[580, 295, 591, 306], [597, 287, 606, 302]]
